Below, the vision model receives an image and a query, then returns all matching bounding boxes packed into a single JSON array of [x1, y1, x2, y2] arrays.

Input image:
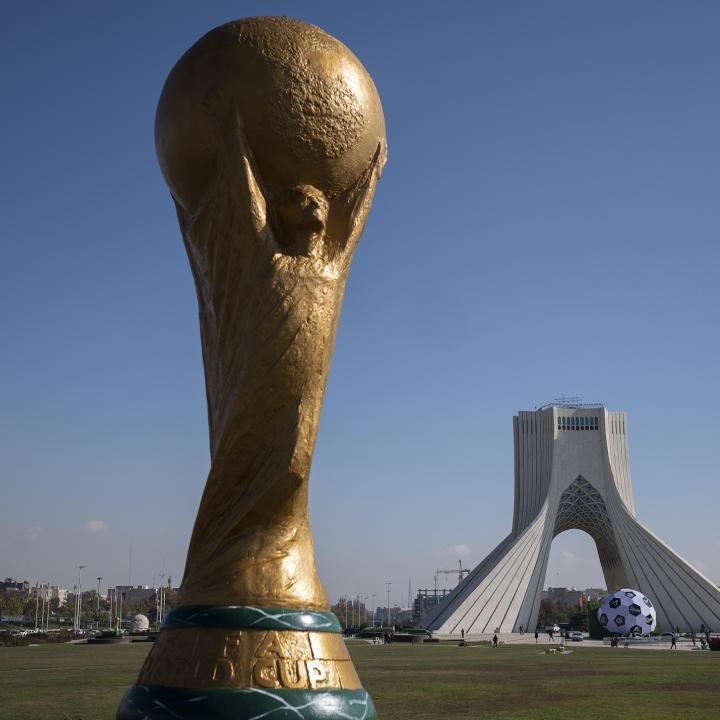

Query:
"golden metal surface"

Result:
[[156, 16, 386, 609], [137, 629, 361, 690]]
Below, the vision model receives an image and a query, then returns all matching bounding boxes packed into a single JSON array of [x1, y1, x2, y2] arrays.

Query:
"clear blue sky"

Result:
[[2, 1, 719, 608]]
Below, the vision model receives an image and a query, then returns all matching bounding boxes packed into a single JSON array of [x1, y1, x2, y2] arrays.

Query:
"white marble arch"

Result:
[[424, 405, 720, 635]]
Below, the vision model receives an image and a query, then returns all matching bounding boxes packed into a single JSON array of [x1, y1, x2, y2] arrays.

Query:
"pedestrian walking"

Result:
[[461, 628, 464, 639], [534, 629, 538, 643], [493, 633, 498, 647], [670, 632, 677, 650]]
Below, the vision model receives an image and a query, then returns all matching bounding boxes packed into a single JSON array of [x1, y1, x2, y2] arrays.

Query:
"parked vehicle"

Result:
[[570, 631, 583, 642]]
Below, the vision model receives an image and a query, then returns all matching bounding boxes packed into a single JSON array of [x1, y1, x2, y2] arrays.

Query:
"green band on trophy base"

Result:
[[162, 606, 342, 633], [117, 686, 378, 720]]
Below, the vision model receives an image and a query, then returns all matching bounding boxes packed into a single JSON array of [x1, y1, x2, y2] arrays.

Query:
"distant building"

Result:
[[396, 607, 413, 624], [50, 586, 69, 606], [109, 585, 156, 608], [584, 588, 606, 602], [375, 605, 410, 625], [413, 589, 452, 621], [539, 587, 608, 607], [542, 587, 585, 608], [31, 585, 69, 606], [0, 578, 30, 594]]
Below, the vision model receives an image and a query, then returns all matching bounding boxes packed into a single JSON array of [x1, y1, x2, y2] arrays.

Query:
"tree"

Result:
[[537, 598, 556, 628], [568, 608, 589, 631], [164, 589, 179, 609], [129, 599, 152, 618], [330, 598, 351, 631], [586, 600, 604, 639], [57, 595, 75, 621], [23, 597, 37, 617], [0, 591, 25, 618]]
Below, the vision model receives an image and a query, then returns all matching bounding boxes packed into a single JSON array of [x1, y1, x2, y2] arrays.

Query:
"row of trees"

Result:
[[0, 588, 179, 628], [330, 597, 370, 631], [327, 596, 592, 634], [536, 598, 589, 631]]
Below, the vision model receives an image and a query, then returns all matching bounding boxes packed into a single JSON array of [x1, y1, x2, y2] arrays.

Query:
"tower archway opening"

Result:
[[552, 475, 626, 591], [544, 529, 605, 593]]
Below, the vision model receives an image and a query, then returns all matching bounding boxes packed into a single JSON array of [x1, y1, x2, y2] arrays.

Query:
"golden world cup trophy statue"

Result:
[[117, 16, 386, 720]]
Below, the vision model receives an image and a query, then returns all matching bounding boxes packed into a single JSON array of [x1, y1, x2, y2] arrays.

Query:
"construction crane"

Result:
[[436, 560, 471, 587]]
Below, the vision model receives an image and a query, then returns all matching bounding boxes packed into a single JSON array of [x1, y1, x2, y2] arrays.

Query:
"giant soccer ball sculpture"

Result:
[[597, 588, 657, 635]]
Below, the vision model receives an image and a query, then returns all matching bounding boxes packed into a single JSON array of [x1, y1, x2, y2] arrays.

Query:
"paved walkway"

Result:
[[441, 632, 708, 651]]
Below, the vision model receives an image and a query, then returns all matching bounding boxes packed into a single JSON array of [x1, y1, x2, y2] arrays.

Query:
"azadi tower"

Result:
[[424, 404, 720, 635]]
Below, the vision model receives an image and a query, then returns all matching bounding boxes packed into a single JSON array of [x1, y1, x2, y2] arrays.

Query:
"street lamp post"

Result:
[[96, 577, 102, 628], [360, 595, 368, 627], [385, 582, 392, 627], [75, 565, 85, 632], [34, 583, 39, 630], [45, 584, 50, 631], [158, 573, 166, 625]]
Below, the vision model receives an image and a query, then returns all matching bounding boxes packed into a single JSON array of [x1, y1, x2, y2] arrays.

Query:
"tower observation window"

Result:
[[556, 413, 600, 431]]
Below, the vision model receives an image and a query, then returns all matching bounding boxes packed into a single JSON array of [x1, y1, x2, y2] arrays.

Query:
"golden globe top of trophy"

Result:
[[117, 16, 386, 720]]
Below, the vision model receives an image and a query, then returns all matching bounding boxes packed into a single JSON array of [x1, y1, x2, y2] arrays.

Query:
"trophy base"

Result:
[[117, 607, 378, 719], [117, 685, 378, 719]]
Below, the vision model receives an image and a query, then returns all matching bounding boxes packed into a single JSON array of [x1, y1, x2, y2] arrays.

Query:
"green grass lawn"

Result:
[[356, 643, 719, 720], [0, 642, 717, 719]]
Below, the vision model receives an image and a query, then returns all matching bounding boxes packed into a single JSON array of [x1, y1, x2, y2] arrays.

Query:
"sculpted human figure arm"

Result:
[[325, 139, 387, 267]]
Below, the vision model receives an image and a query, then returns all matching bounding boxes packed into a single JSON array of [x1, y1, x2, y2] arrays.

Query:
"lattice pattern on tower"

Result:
[[553, 476, 616, 546]]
